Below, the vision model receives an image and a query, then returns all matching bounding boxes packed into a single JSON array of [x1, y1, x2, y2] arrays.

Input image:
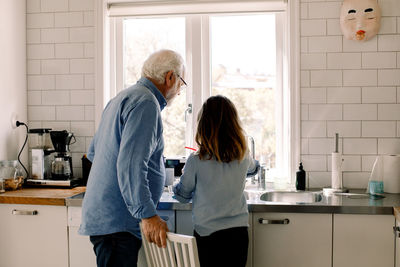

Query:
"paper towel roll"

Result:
[[332, 152, 343, 189], [381, 155, 400, 193]]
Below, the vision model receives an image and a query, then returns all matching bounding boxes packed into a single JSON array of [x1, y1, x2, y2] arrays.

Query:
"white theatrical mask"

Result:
[[340, 0, 381, 41]]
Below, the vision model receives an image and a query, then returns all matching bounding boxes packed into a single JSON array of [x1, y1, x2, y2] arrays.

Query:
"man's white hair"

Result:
[[141, 49, 185, 84]]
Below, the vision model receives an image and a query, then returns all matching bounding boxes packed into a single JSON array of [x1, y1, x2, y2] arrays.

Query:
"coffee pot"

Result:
[[50, 130, 75, 180]]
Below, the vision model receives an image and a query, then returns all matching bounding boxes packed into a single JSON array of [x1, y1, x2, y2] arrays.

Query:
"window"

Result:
[[104, 0, 298, 182]]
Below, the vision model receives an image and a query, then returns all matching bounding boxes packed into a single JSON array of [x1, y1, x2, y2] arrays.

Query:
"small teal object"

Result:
[[368, 181, 384, 194]]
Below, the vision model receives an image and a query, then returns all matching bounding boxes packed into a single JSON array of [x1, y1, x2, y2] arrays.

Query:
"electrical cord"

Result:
[[16, 121, 29, 178]]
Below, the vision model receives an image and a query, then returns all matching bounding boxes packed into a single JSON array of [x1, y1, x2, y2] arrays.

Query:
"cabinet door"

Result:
[[0, 204, 68, 267], [333, 214, 394, 267], [396, 220, 400, 267], [252, 212, 332, 267]]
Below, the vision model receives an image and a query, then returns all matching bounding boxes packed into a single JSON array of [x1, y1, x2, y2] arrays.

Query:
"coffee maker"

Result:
[[50, 130, 75, 180], [29, 128, 54, 179]]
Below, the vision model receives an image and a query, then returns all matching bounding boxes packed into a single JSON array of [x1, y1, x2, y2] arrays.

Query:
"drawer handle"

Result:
[[259, 218, 290, 225], [12, 209, 38, 216]]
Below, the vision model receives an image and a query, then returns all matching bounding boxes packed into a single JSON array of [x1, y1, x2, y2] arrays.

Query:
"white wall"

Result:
[[300, 0, 400, 188], [0, 0, 28, 163], [26, 0, 95, 178]]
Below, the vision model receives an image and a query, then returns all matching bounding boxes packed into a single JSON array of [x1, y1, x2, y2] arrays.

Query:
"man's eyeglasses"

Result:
[[176, 74, 187, 89]]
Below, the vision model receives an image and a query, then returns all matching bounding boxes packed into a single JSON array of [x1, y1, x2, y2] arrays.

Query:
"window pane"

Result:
[[210, 14, 277, 167], [123, 17, 186, 157]]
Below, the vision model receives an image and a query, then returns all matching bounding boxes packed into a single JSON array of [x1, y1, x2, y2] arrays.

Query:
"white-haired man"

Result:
[[79, 49, 186, 267]]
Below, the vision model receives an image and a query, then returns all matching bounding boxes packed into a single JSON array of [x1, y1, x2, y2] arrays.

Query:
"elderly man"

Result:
[[79, 49, 186, 267]]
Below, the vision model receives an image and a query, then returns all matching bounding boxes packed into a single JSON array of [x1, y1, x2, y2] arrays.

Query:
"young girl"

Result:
[[173, 95, 259, 267]]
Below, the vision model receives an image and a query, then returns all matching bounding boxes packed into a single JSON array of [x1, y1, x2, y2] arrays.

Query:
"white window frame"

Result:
[[95, 0, 300, 183]]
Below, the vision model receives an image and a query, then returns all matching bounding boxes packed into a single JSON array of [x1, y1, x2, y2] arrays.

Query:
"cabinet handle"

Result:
[[259, 218, 290, 225], [12, 209, 38, 216]]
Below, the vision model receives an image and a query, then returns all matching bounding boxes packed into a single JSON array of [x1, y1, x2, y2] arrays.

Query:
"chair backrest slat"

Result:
[[140, 224, 200, 267]]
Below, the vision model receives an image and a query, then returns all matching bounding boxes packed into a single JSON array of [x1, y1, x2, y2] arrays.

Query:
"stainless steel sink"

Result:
[[260, 191, 323, 204]]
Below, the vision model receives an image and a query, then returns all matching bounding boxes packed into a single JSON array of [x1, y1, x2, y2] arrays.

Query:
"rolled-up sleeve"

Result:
[[117, 100, 160, 219], [173, 154, 196, 203]]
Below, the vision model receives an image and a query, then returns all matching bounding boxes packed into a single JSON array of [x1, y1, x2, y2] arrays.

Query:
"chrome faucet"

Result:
[[248, 136, 256, 184]]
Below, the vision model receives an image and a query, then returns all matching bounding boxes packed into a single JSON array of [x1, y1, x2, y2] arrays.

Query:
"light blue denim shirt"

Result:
[[173, 152, 259, 236], [79, 77, 167, 239]]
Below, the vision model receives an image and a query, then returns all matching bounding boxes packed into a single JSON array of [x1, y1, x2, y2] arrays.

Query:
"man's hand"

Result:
[[141, 215, 169, 248]]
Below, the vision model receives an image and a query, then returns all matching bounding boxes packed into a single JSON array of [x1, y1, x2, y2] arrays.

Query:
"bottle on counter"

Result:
[[296, 162, 306, 191]]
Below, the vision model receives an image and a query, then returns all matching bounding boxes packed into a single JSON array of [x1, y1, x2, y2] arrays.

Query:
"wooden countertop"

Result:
[[394, 207, 400, 221], [0, 186, 86, 206]]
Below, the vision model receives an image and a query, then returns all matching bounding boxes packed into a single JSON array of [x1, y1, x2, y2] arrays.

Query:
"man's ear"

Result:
[[165, 70, 174, 86]]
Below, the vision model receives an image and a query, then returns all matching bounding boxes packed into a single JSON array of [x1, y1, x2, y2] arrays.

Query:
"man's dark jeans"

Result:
[[90, 232, 142, 267]]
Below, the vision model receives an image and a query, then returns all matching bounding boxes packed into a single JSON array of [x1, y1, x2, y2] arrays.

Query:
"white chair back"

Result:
[[140, 227, 200, 267]]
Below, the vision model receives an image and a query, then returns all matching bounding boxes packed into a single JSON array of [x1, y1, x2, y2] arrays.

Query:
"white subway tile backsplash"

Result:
[[309, 138, 335, 154], [301, 20, 326, 36], [378, 69, 400, 86], [55, 12, 84, 27], [84, 74, 95, 89], [343, 37, 377, 52], [308, 2, 341, 19], [69, 0, 94, 11], [301, 87, 326, 103], [362, 156, 377, 172], [309, 104, 342, 120], [85, 137, 93, 151], [398, 18, 400, 34], [301, 155, 327, 171], [70, 136, 86, 152], [362, 87, 397, 103], [327, 19, 341, 36], [327, 87, 361, 103], [378, 35, 400, 51], [41, 59, 69, 74], [378, 138, 400, 154], [42, 121, 71, 131], [343, 172, 369, 189], [71, 121, 95, 136], [27, 0, 40, 13], [27, 29, 41, 44], [301, 104, 309, 120], [343, 70, 377, 87], [27, 13, 54, 29], [41, 28, 69, 43], [56, 75, 84, 90], [28, 106, 56, 121], [27, 44, 54, 59], [327, 121, 361, 137], [343, 138, 377, 155], [55, 43, 84, 58], [301, 37, 308, 53], [362, 121, 396, 137], [84, 43, 94, 58], [309, 36, 342, 53], [343, 104, 377, 120], [379, 0, 400, 17], [70, 90, 94, 105], [327, 53, 361, 69], [380, 17, 397, 34], [27, 60, 41, 75], [84, 106, 95, 120], [362, 52, 396, 69], [300, 3, 308, 19], [28, 75, 55, 90], [41, 0, 68, 12], [378, 104, 400, 120], [42, 90, 70, 105], [301, 138, 309, 154], [69, 27, 94, 42], [301, 71, 310, 87], [70, 59, 94, 74], [302, 121, 327, 138], [56, 106, 85, 121], [301, 53, 326, 69], [83, 11, 95, 26], [398, 122, 400, 137], [311, 70, 342, 87], [332, 155, 361, 172], [308, 172, 331, 189], [28, 91, 42, 105]]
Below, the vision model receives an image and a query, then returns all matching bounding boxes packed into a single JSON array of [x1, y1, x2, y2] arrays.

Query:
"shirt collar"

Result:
[[138, 77, 167, 111]]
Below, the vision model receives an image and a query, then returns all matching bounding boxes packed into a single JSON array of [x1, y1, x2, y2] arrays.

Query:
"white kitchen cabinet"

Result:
[[0, 204, 68, 267], [333, 214, 394, 267], [252, 212, 332, 267]]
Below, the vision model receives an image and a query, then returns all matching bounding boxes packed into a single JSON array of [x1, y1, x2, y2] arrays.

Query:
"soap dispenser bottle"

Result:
[[296, 162, 306, 190]]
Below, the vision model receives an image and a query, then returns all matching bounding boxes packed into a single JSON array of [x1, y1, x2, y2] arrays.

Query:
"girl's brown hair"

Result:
[[195, 95, 247, 162]]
